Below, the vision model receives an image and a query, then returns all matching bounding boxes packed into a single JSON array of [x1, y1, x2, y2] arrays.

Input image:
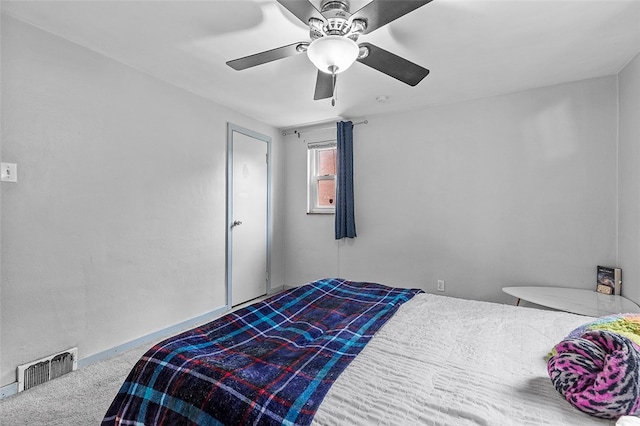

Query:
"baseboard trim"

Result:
[[0, 382, 18, 399], [0, 304, 228, 400], [78, 304, 228, 368]]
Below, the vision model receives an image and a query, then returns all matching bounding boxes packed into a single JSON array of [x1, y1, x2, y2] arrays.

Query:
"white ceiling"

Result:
[[2, 0, 639, 129]]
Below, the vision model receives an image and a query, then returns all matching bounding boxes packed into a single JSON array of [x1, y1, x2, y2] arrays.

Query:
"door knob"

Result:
[[231, 220, 243, 228]]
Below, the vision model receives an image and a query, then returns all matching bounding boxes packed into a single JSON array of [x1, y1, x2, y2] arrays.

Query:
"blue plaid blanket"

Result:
[[102, 278, 422, 425]]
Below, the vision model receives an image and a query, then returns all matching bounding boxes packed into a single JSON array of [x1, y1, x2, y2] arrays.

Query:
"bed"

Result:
[[102, 278, 638, 425]]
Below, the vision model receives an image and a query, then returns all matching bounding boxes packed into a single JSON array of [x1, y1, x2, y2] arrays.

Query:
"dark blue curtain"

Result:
[[335, 121, 356, 239]]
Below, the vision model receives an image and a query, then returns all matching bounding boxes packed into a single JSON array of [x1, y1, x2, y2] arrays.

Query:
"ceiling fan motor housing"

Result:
[[318, 0, 366, 40], [321, 1, 351, 35]]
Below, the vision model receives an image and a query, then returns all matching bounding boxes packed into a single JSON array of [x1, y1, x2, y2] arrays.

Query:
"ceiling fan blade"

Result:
[[357, 42, 429, 86], [276, 0, 324, 26], [226, 42, 306, 71], [350, 0, 433, 34], [314, 71, 334, 100]]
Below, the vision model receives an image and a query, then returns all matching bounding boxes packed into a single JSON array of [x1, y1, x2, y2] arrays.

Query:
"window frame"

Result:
[[307, 140, 337, 214]]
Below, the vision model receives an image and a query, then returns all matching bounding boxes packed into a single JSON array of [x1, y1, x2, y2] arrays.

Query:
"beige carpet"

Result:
[[0, 345, 149, 426]]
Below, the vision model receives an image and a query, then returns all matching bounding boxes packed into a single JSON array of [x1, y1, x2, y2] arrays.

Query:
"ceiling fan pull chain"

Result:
[[332, 73, 337, 107]]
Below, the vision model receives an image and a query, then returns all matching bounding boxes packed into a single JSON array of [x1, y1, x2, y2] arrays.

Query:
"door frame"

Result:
[[226, 122, 272, 309]]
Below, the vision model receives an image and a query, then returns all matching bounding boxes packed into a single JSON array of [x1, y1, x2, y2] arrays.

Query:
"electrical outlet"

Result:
[[437, 280, 445, 292]]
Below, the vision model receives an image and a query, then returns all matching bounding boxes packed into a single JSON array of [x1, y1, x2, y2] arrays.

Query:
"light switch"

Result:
[[1, 163, 17, 182]]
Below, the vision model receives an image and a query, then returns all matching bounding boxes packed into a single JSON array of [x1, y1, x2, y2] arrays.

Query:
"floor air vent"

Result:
[[17, 347, 78, 392]]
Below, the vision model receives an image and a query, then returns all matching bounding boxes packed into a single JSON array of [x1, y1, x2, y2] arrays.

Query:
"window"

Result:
[[307, 140, 337, 214]]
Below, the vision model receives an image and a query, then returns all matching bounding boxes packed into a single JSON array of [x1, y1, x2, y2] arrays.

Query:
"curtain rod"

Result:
[[282, 120, 368, 137]]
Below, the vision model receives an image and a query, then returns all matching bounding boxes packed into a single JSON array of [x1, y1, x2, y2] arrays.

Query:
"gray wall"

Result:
[[0, 15, 284, 387], [618, 52, 640, 305], [284, 76, 620, 303]]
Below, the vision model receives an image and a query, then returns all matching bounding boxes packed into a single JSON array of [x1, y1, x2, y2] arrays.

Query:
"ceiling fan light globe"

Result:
[[307, 35, 359, 74]]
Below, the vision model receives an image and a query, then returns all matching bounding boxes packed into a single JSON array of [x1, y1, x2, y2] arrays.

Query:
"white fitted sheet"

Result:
[[312, 293, 614, 426]]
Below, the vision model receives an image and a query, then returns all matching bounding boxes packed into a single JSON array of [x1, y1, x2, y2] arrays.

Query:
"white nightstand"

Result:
[[502, 286, 640, 317]]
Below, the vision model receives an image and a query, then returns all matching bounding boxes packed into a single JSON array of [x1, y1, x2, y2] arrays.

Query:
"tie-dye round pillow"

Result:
[[566, 314, 640, 346], [548, 326, 640, 419], [548, 314, 640, 360]]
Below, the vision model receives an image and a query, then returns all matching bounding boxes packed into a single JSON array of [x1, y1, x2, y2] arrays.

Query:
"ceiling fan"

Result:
[[226, 0, 432, 103]]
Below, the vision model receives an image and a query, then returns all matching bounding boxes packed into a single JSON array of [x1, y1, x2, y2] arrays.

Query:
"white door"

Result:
[[228, 125, 269, 306]]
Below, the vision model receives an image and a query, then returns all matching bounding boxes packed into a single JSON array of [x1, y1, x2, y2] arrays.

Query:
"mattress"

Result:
[[312, 293, 613, 426]]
